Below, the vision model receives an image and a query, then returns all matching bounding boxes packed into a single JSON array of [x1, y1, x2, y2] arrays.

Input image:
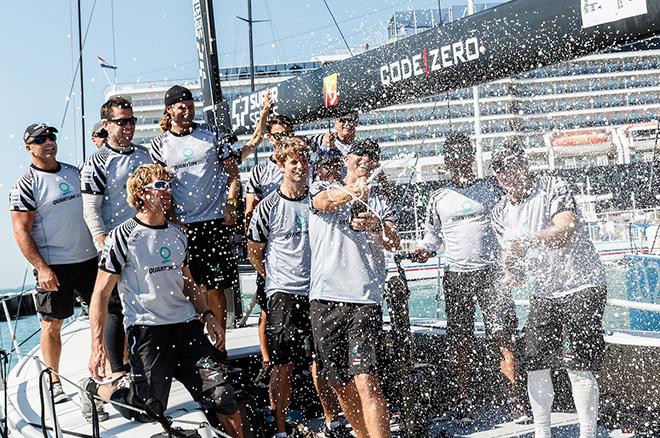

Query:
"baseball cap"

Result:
[[337, 112, 359, 123], [91, 121, 108, 138], [164, 85, 194, 106], [316, 147, 343, 164], [348, 139, 380, 160], [23, 123, 58, 144], [491, 139, 526, 172]]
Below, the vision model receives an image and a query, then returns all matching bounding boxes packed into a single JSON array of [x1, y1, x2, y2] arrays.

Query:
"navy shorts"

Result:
[[267, 293, 313, 366]]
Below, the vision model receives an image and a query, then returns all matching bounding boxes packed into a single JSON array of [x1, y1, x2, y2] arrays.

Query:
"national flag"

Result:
[[323, 73, 339, 108], [97, 56, 117, 70]]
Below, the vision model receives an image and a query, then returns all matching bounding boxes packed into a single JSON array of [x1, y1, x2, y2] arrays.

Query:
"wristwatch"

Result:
[[226, 199, 238, 206], [200, 309, 215, 322]]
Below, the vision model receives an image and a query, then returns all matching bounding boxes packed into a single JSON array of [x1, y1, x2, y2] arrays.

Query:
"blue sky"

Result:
[[0, 0, 448, 288]]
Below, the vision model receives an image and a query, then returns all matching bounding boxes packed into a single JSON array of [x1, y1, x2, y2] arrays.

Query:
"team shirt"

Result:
[[9, 163, 96, 265], [491, 175, 606, 299], [244, 156, 282, 198], [81, 143, 153, 229], [150, 123, 232, 224], [247, 189, 311, 298], [309, 181, 398, 304], [420, 178, 502, 272], [99, 217, 197, 327], [308, 133, 352, 156]]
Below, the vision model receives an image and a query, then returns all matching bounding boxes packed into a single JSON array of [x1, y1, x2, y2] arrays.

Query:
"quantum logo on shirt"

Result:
[[294, 212, 308, 231], [159, 246, 172, 264], [59, 182, 72, 195], [182, 148, 194, 162]]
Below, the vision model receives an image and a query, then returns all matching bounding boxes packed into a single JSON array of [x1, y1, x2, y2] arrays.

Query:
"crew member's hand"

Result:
[[88, 343, 107, 381], [351, 212, 382, 232], [322, 132, 335, 150], [262, 88, 272, 114], [37, 266, 59, 292], [95, 234, 107, 250], [351, 177, 370, 202], [508, 239, 529, 258], [205, 315, 226, 350], [224, 203, 238, 226], [411, 247, 432, 263]]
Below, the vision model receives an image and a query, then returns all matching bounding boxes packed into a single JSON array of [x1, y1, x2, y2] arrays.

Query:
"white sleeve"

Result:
[[419, 199, 442, 252], [82, 193, 109, 243]]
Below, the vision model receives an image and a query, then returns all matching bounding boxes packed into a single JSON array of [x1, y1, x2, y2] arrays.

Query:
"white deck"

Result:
[[2, 316, 647, 437], [3, 317, 260, 438]]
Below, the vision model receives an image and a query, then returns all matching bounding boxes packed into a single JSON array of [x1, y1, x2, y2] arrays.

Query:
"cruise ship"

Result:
[[105, 4, 660, 184]]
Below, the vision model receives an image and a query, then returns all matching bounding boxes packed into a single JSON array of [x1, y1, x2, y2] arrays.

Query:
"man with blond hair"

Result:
[[81, 164, 244, 436]]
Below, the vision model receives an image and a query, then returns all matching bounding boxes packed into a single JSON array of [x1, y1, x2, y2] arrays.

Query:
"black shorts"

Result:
[[267, 293, 313, 366], [33, 257, 97, 321], [443, 267, 518, 347], [310, 300, 383, 387], [256, 275, 268, 310], [186, 220, 239, 290], [111, 320, 237, 422], [525, 287, 607, 372]]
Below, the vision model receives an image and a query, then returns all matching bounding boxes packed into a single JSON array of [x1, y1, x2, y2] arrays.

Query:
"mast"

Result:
[[77, 0, 86, 160], [465, 0, 484, 176], [192, 0, 231, 129]]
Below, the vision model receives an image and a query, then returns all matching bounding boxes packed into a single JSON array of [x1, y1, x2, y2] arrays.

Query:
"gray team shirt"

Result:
[[309, 181, 398, 304], [308, 133, 352, 155], [81, 143, 153, 228], [491, 175, 606, 299], [9, 163, 96, 265], [150, 123, 232, 224], [420, 178, 502, 272], [99, 217, 197, 327], [247, 189, 311, 298], [245, 156, 282, 198]]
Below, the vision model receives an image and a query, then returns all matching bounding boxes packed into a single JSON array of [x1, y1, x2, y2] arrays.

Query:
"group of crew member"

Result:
[[9, 83, 606, 438]]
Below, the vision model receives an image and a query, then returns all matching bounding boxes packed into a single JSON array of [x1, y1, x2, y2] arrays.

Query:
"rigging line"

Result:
[[262, 0, 285, 62], [59, 0, 99, 131], [111, 0, 117, 85], [68, 0, 79, 164], [10, 268, 29, 355], [321, 0, 354, 56]]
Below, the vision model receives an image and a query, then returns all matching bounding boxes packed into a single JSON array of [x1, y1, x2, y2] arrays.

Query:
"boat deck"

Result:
[[1, 316, 649, 437]]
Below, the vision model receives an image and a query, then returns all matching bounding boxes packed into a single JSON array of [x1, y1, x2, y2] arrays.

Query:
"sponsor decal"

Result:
[[59, 182, 72, 195], [183, 148, 194, 162], [159, 246, 172, 264], [294, 212, 308, 231], [379, 37, 485, 87], [323, 73, 339, 108], [231, 87, 279, 129], [581, 0, 647, 28]]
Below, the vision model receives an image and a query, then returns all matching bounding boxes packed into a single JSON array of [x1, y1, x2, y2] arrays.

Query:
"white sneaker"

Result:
[[50, 382, 68, 404]]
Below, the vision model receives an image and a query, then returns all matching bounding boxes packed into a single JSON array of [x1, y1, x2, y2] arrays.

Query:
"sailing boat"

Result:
[[3, 0, 660, 437]]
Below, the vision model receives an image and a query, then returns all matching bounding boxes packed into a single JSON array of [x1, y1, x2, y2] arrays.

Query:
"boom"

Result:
[[227, 0, 660, 135]]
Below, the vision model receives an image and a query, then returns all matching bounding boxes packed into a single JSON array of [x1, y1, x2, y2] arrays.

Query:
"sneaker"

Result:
[[50, 381, 68, 404], [78, 378, 110, 423], [112, 374, 132, 390], [454, 399, 475, 425], [254, 364, 273, 388], [323, 422, 353, 438], [508, 397, 531, 424]]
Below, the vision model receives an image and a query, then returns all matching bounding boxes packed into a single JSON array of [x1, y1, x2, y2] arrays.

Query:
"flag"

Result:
[[323, 74, 339, 108], [97, 56, 117, 70]]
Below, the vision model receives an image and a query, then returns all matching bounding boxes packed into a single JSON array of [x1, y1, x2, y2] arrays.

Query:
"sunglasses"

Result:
[[338, 118, 357, 125], [29, 133, 57, 144], [351, 147, 379, 160], [144, 180, 171, 191], [270, 131, 293, 140], [108, 117, 138, 126]]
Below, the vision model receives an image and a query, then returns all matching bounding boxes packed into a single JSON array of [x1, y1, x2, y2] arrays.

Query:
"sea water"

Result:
[[0, 265, 631, 368]]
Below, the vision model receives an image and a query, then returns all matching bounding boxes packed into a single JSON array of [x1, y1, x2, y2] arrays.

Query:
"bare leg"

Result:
[[353, 373, 391, 438], [270, 363, 295, 433], [40, 319, 63, 382], [258, 309, 270, 365], [333, 380, 368, 438], [219, 410, 245, 438], [207, 288, 227, 334], [500, 346, 517, 386], [311, 360, 341, 424]]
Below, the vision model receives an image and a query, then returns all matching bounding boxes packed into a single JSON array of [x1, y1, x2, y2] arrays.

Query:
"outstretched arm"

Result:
[[240, 89, 272, 161]]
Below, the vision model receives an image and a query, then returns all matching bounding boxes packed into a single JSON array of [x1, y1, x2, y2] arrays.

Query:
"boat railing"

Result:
[[0, 289, 38, 356]]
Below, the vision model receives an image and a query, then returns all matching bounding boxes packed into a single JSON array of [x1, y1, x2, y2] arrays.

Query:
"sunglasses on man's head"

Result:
[[108, 116, 138, 126], [338, 117, 357, 125], [29, 133, 57, 145], [144, 180, 171, 191]]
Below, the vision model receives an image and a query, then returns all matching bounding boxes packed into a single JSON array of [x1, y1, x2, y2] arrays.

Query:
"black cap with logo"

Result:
[[23, 123, 58, 144], [164, 85, 194, 106], [491, 139, 526, 172], [348, 139, 380, 160]]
